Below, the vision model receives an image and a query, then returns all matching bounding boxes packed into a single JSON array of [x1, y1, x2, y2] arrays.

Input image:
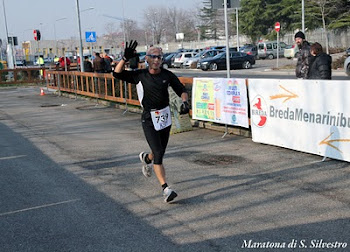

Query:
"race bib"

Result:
[[150, 106, 172, 131]]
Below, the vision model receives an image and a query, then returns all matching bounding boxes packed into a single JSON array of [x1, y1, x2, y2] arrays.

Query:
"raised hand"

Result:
[[123, 40, 138, 61]]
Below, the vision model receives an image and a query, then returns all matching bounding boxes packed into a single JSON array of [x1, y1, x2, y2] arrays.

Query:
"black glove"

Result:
[[123, 40, 138, 61], [180, 101, 190, 115]]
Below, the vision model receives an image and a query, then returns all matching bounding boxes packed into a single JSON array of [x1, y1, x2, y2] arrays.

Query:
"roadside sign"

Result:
[[85, 31, 96, 43], [275, 22, 280, 32], [211, 0, 241, 9]]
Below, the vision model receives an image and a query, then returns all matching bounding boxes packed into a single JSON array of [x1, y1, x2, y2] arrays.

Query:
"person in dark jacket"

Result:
[[93, 52, 104, 73], [83, 56, 93, 72], [295, 31, 312, 79], [308, 42, 332, 80], [103, 54, 113, 73]]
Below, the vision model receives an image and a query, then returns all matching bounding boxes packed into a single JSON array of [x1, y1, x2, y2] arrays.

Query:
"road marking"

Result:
[[0, 199, 80, 217], [0, 155, 27, 160]]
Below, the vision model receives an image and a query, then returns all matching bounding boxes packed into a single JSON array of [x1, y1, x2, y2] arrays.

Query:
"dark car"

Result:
[[161, 53, 176, 69], [240, 45, 257, 58], [346, 47, 350, 56], [198, 51, 256, 71]]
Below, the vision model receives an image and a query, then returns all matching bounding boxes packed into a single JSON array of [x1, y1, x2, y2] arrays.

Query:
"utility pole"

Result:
[[75, 0, 84, 72], [302, 0, 305, 32]]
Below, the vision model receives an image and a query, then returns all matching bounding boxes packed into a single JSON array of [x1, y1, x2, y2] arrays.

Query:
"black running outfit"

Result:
[[113, 69, 187, 164]]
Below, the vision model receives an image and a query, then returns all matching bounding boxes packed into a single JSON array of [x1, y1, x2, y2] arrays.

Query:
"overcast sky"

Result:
[[1, 0, 200, 43]]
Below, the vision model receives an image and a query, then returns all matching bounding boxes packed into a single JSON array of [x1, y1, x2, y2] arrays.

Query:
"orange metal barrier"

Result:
[[46, 70, 193, 108]]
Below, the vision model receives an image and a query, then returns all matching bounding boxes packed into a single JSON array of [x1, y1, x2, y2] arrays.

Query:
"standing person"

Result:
[[58, 56, 71, 71], [308, 42, 332, 80], [103, 54, 113, 73], [129, 50, 140, 70], [36, 55, 44, 78], [83, 56, 93, 72], [295, 31, 312, 79], [93, 52, 104, 73], [113, 41, 189, 203]]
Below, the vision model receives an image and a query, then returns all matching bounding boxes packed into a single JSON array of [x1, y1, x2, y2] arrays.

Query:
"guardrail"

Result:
[[46, 70, 194, 107]]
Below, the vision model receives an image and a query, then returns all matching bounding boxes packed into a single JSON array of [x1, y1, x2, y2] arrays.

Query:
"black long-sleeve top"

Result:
[[113, 69, 186, 111]]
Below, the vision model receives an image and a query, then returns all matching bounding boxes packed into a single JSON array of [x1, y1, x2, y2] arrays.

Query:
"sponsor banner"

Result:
[[248, 79, 350, 162], [192, 78, 249, 128]]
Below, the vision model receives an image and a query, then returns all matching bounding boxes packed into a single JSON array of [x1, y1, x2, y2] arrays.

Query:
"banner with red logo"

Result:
[[192, 78, 249, 128], [248, 79, 350, 162]]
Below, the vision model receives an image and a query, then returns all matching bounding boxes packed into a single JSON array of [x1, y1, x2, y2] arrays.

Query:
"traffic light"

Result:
[[7, 36, 18, 46], [34, 30, 41, 41]]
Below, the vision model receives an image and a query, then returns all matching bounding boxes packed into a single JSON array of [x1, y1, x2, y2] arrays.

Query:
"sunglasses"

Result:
[[146, 54, 162, 59]]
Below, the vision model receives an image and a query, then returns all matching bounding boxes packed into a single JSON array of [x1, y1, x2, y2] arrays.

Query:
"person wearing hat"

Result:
[[295, 31, 312, 79]]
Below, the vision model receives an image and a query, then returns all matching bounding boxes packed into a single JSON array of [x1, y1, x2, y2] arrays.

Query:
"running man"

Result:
[[113, 40, 189, 203]]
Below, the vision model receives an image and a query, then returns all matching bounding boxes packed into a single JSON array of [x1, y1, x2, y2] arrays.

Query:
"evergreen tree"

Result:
[[236, 0, 270, 43], [198, 0, 220, 40]]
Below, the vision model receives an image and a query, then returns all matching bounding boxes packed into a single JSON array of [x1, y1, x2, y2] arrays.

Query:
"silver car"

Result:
[[183, 49, 224, 69], [173, 52, 196, 68]]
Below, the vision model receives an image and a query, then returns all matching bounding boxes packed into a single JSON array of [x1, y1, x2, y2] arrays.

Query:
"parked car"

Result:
[[240, 45, 258, 58], [15, 59, 26, 66], [161, 53, 176, 69], [183, 49, 224, 68], [344, 56, 350, 76], [284, 44, 299, 59], [139, 55, 146, 63], [257, 41, 287, 59], [346, 47, 350, 56], [210, 46, 226, 50], [198, 51, 256, 71], [239, 44, 255, 51], [173, 52, 196, 68]]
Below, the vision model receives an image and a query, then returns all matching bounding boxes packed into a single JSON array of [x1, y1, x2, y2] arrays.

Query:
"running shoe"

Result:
[[163, 187, 178, 203], [139, 152, 152, 177]]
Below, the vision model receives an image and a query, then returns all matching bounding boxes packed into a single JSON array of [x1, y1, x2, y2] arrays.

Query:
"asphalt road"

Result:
[[0, 86, 349, 251]]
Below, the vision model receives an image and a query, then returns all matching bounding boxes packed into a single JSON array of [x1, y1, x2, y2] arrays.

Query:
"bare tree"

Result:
[[104, 22, 121, 46], [143, 7, 168, 45], [311, 0, 337, 53], [165, 7, 198, 42]]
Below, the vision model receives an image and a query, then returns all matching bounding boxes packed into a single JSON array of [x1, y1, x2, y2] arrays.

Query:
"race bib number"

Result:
[[150, 106, 172, 131]]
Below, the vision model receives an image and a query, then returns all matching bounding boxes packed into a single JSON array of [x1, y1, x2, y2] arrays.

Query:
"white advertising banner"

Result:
[[248, 79, 350, 162], [192, 78, 249, 128]]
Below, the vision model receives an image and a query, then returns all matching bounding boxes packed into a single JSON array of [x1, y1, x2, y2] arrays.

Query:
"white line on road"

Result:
[[0, 199, 80, 217], [0, 155, 27, 160]]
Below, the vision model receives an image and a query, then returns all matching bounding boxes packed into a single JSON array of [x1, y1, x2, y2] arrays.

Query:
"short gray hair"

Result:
[[146, 47, 163, 55]]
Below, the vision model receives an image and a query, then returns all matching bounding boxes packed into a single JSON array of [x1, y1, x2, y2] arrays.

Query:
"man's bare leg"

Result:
[[153, 164, 166, 185]]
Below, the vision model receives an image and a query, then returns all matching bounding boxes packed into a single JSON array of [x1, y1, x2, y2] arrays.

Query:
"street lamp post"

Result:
[[75, 0, 84, 72], [54, 17, 67, 56], [103, 12, 128, 114], [302, 0, 305, 33], [102, 14, 127, 49], [2, 0, 14, 68]]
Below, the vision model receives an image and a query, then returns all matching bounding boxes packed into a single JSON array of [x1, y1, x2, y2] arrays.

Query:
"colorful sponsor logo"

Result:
[[251, 95, 267, 127]]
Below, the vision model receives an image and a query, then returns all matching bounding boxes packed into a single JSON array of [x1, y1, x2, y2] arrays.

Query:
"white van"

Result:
[[257, 41, 287, 59]]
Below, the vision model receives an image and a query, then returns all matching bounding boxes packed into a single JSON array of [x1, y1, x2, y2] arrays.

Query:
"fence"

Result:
[[46, 70, 194, 108], [0, 67, 46, 85]]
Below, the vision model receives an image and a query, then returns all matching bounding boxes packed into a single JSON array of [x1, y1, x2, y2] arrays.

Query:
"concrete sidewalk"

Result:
[[1, 86, 349, 251]]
